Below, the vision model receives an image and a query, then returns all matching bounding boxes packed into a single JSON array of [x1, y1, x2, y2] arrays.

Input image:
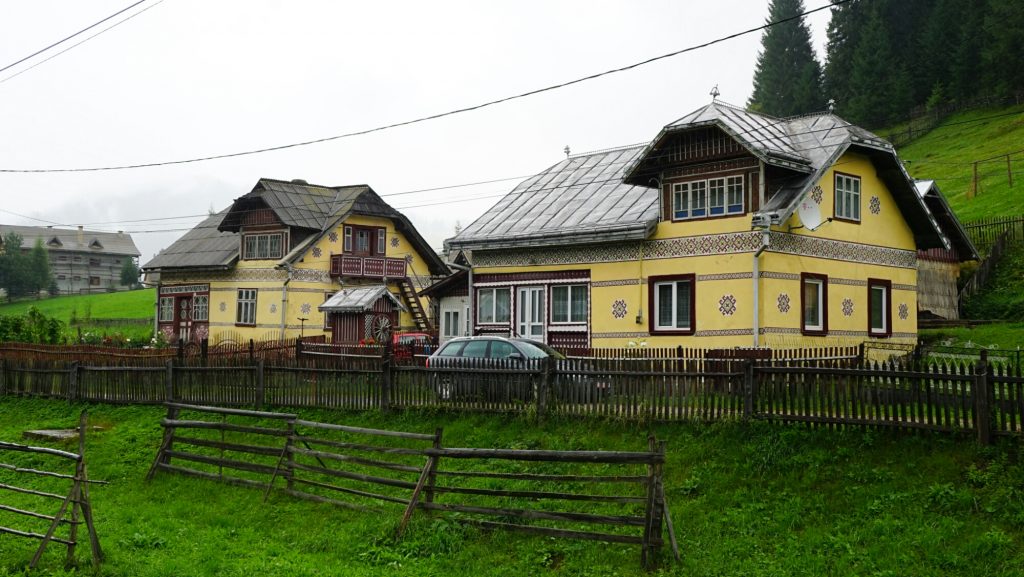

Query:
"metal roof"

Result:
[[914, 180, 979, 261], [0, 224, 140, 257], [220, 179, 371, 232], [447, 145, 659, 250], [319, 285, 406, 313], [141, 210, 238, 271]]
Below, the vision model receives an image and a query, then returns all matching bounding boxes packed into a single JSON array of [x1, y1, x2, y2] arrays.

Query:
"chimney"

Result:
[[77, 225, 84, 245]]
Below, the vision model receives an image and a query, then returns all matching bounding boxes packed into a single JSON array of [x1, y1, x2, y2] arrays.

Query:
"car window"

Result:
[[435, 341, 465, 357], [460, 340, 490, 358], [514, 340, 565, 359], [489, 341, 517, 358]]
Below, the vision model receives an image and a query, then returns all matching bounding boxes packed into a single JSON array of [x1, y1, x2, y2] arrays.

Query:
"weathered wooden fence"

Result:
[[146, 404, 673, 567], [0, 412, 104, 569], [2, 347, 1020, 444], [962, 214, 1024, 252], [959, 231, 1011, 313]]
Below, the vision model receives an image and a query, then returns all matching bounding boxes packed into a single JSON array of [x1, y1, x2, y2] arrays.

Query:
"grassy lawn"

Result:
[[898, 103, 1024, 222], [921, 322, 1024, 351], [1, 398, 1022, 576], [0, 289, 155, 322]]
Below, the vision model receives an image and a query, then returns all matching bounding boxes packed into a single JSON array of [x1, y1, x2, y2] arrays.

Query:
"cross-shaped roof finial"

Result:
[[710, 85, 720, 101], [828, 98, 835, 113], [564, 145, 571, 157]]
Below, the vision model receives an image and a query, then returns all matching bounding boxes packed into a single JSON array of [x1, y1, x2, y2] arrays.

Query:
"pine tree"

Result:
[[29, 238, 52, 297], [845, 6, 912, 126], [982, 0, 1024, 97], [748, 0, 826, 116], [823, 0, 867, 115]]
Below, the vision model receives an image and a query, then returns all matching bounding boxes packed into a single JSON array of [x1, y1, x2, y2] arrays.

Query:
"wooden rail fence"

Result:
[[146, 404, 674, 567], [0, 412, 104, 570]]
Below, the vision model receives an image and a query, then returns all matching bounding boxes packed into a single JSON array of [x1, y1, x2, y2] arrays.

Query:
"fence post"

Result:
[[255, 359, 265, 410], [0, 358, 5, 397], [743, 360, 755, 420], [200, 338, 208, 361], [857, 342, 866, 367], [536, 356, 552, 420], [248, 339, 255, 362], [68, 362, 79, 402], [295, 338, 304, 360], [975, 350, 993, 445], [177, 339, 184, 361], [165, 359, 174, 403], [381, 344, 392, 413], [424, 427, 443, 508]]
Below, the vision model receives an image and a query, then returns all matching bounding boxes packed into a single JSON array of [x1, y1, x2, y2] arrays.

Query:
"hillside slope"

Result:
[[898, 104, 1024, 222], [0, 288, 154, 322]]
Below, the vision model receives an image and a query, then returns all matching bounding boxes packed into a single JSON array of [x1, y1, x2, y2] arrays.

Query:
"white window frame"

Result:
[[802, 276, 826, 333], [343, 226, 353, 252], [193, 295, 209, 322], [243, 232, 285, 260], [673, 176, 744, 220], [868, 279, 890, 337], [443, 310, 461, 338], [236, 288, 257, 325], [652, 277, 694, 332], [550, 284, 588, 324], [835, 173, 861, 222], [377, 228, 386, 255], [477, 287, 510, 324], [158, 297, 174, 322]]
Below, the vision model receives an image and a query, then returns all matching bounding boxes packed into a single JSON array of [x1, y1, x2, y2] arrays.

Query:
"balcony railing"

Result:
[[330, 255, 407, 279]]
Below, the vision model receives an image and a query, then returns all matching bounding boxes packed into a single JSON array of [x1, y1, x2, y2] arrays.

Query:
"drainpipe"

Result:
[[752, 230, 770, 348], [154, 280, 161, 339], [280, 264, 293, 341]]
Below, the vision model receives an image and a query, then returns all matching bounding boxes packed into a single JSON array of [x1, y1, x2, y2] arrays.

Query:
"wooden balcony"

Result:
[[330, 255, 408, 279]]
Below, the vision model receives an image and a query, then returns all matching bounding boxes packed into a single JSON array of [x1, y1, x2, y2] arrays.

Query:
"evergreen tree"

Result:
[[982, 0, 1024, 97], [845, 7, 912, 126], [120, 257, 140, 288], [28, 238, 52, 297], [823, 0, 867, 115], [748, 0, 826, 116], [0, 232, 30, 300]]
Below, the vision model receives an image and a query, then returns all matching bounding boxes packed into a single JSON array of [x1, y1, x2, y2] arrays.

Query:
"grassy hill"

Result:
[[0, 398, 1022, 576], [0, 289, 154, 322], [898, 104, 1024, 222]]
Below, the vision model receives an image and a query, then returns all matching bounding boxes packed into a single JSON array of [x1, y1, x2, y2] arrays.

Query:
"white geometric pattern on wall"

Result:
[[300, 303, 312, 315]]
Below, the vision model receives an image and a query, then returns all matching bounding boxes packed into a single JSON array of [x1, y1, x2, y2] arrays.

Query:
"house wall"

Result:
[[470, 151, 920, 349]]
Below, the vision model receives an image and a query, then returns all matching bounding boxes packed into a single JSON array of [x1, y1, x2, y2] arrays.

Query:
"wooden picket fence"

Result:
[[146, 404, 674, 568]]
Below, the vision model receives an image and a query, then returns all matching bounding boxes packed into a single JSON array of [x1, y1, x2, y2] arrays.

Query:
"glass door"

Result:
[[517, 287, 545, 341]]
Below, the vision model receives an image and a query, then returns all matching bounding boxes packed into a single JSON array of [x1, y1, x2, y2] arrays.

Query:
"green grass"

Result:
[[898, 103, 1024, 222], [1, 399, 1022, 576], [0, 289, 155, 323], [921, 322, 1024, 352]]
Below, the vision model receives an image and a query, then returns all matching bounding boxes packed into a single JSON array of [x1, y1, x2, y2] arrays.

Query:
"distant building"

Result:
[[0, 225, 141, 295]]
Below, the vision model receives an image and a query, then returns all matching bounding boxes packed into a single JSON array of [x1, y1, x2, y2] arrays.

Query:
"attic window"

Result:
[[89, 239, 104, 249], [48, 237, 63, 247], [243, 232, 285, 260]]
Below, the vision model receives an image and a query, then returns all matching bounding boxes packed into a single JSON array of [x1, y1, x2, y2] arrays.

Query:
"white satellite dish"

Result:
[[796, 197, 824, 231]]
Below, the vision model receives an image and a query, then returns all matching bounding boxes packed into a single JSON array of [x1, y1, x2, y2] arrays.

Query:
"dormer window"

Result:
[[48, 237, 63, 247], [89, 239, 103, 250], [672, 175, 744, 221], [242, 232, 285, 260]]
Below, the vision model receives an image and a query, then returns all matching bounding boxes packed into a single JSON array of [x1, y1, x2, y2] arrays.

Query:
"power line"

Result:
[[0, 0, 150, 75], [0, 0, 167, 86], [0, 0, 850, 174]]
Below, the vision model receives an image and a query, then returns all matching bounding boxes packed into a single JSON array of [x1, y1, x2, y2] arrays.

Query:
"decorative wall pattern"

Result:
[[291, 268, 332, 283], [811, 185, 824, 205], [768, 232, 917, 269], [761, 327, 916, 339], [612, 299, 628, 319], [869, 196, 881, 214], [761, 271, 800, 281], [842, 298, 854, 316], [328, 232, 338, 243], [592, 279, 641, 287], [390, 237, 400, 248], [718, 294, 737, 316], [270, 303, 277, 314], [830, 278, 867, 287], [694, 328, 754, 337], [312, 247, 322, 258], [777, 293, 790, 313], [219, 302, 227, 312], [698, 272, 753, 281], [898, 303, 909, 320], [645, 232, 763, 259], [591, 332, 650, 339], [300, 303, 312, 315]]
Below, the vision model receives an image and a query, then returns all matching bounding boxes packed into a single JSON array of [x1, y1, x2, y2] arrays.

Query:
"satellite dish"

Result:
[[796, 197, 823, 231]]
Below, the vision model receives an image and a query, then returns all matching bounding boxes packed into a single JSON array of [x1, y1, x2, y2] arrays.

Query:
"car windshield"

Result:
[[513, 340, 565, 359]]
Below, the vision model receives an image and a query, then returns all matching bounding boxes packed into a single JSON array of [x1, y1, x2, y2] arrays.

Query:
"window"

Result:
[[443, 310, 461, 338], [477, 288, 510, 323], [236, 289, 257, 325], [58, 255, 68, 261], [377, 228, 386, 255], [193, 295, 209, 322], [57, 274, 66, 280], [551, 284, 588, 323], [649, 274, 695, 334], [243, 233, 284, 260], [159, 297, 174, 322], [461, 340, 489, 358], [355, 229, 371, 253], [868, 279, 891, 337], [801, 273, 828, 335], [835, 173, 861, 222], [673, 176, 744, 220], [89, 276, 101, 286], [89, 258, 100, 266], [343, 227, 353, 252], [490, 340, 517, 358], [343, 225, 386, 256]]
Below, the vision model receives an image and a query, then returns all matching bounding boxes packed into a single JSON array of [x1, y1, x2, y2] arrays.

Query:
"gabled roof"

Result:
[[446, 145, 659, 251], [0, 224, 139, 256], [141, 210, 238, 271], [319, 285, 406, 313], [914, 180, 979, 261], [143, 178, 448, 276]]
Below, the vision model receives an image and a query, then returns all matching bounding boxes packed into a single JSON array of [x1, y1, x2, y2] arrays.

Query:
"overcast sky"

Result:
[[0, 1, 831, 263]]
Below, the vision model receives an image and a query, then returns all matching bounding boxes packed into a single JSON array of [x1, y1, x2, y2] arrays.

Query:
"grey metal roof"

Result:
[[0, 224, 140, 257], [447, 145, 659, 250], [319, 285, 406, 313], [221, 179, 371, 232], [141, 210, 239, 271], [914, 180, 979, 261]]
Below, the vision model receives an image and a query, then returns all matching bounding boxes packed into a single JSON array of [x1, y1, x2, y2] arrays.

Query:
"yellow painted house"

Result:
[[444, 101, 951, 350], [142, 178, 448, 345]]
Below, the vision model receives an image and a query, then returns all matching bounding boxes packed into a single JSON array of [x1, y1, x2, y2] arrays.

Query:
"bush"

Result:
[[0, 306, 64, 344]]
